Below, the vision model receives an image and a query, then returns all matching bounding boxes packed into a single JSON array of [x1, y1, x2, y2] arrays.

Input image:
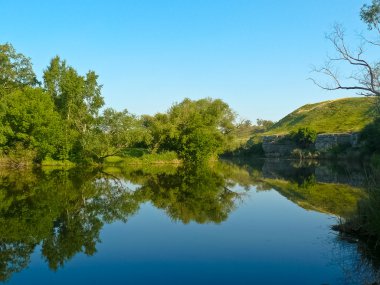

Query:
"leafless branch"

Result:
[[310, 24, 380, 97]]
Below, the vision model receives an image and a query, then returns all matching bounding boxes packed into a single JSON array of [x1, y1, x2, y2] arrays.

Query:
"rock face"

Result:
[[262, 136, 297, 158], [314, 133, 359, 151], [262, 133, 359, 157]]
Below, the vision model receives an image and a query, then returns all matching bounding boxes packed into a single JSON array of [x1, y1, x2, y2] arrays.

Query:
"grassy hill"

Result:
[[265, 97, 376, 135]]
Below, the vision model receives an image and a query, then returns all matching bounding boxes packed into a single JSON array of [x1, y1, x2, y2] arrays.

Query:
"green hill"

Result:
[[265, 97, 376, 135]]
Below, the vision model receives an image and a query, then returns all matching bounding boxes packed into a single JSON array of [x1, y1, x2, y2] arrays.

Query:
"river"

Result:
[[0, 159, 378, 284]]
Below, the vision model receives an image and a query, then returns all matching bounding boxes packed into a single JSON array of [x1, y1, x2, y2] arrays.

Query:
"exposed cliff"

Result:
[[262, 132, 359, 157]]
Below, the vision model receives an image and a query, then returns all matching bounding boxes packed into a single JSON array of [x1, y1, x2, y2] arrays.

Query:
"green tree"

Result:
[[0, 43, 39, 97], [43, 56, 104, 159], [82, 108, 149, 161], [361, 0, 380, 31], [164, 98, 236, 164], [141, 113, 173, 152], [0, 87, 64, 161], [290, 127, 317, 149], [256, 119, 274, 129]]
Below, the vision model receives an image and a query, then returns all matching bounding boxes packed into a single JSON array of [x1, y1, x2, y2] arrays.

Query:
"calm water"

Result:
[[0, 160, 379, 284]]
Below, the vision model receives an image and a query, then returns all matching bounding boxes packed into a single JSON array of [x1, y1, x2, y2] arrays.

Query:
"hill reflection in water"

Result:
[[0, 160, 378, 284]]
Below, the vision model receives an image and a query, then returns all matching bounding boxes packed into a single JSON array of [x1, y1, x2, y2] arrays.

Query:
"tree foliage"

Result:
[[82, 108, 149, 161], [361, 0, 380, 31], [43, 56, 104, 160], [0, 43, 39, 97], [0, 88, 64, 161], [141, 98, 237, 164], [43, 56, 104, 129], [166, 98, 236, 164], [0, 42, 240, 165], [290, 127, 317, 149]]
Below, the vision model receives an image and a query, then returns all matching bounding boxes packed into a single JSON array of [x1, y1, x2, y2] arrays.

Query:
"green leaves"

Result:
[[165, 98, 236, 164], [290, 127, 317, 149], [82, 108, 149, 161], [0, 88, 64, 161], [0, 43, 39, 97], [361, 0, 380, 30], [0, 42, 238, 165], [43, 56, 105, 160], [43, 56, 104, 131]]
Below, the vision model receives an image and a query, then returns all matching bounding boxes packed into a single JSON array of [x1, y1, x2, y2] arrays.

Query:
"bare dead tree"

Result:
[[310, 1, 380, 113], [310, 24, 380, 97]]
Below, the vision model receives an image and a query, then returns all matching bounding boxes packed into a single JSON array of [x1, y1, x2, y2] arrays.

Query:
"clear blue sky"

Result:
[[1, 0, 369, 121]]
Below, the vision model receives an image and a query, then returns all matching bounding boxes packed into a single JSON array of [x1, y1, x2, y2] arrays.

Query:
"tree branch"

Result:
[[310, 24, 380, 97]]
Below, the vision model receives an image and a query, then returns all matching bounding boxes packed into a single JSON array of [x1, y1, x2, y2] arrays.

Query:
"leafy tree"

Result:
[[256, 118, 274, 129], [43, 56, 104, 159], [361, 0, 380, 31], [0, 88, 64, 161], [165, 98, 236, 164], [82, 108, 149, 161], [0, 43, 39, 97], [141, 113, 174, 153], [290, 127, 317, 149]]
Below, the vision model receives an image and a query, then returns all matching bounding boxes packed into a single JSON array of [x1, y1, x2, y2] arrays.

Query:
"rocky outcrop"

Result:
[[262, 136, 297, 158], [314, 133, 359, 151], [262, 132, 359, 158]]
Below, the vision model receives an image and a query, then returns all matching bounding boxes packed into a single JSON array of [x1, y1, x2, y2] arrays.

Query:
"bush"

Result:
[[6, 143, 37, 168], [290, 127, 317, 149]]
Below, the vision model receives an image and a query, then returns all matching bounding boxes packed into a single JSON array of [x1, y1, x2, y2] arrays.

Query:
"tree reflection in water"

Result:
[[0, 168, 140, 279], [0, 163, 247, 281], [131, 164, 244, 224], [0, 160, 379, 283]]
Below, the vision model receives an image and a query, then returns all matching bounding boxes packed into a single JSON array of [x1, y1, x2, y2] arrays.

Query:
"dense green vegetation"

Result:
[[264, 97, 376, 135], [289, 127, 317, 148], [1, 41, 378, 165], [0, 43, 239, 166]]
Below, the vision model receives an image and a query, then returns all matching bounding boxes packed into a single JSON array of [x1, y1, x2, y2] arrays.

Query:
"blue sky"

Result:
[[1, 0, 370, 121]]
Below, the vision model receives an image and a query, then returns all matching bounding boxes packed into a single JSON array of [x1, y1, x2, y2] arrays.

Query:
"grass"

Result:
[[103, 149, 180, 166], [40, 158, 76, 167], [264, 97, 376, 135]]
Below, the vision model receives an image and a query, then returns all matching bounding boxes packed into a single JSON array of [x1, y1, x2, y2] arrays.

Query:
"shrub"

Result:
[[290, 127, 317, 149], [6, 143, 37, 168]]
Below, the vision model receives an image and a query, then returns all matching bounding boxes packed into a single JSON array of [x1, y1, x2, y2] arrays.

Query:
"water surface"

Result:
[[0, 161, 378, 284]]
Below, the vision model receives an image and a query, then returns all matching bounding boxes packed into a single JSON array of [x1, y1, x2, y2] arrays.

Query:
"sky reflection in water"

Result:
[[1, 161, 378, 285]]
